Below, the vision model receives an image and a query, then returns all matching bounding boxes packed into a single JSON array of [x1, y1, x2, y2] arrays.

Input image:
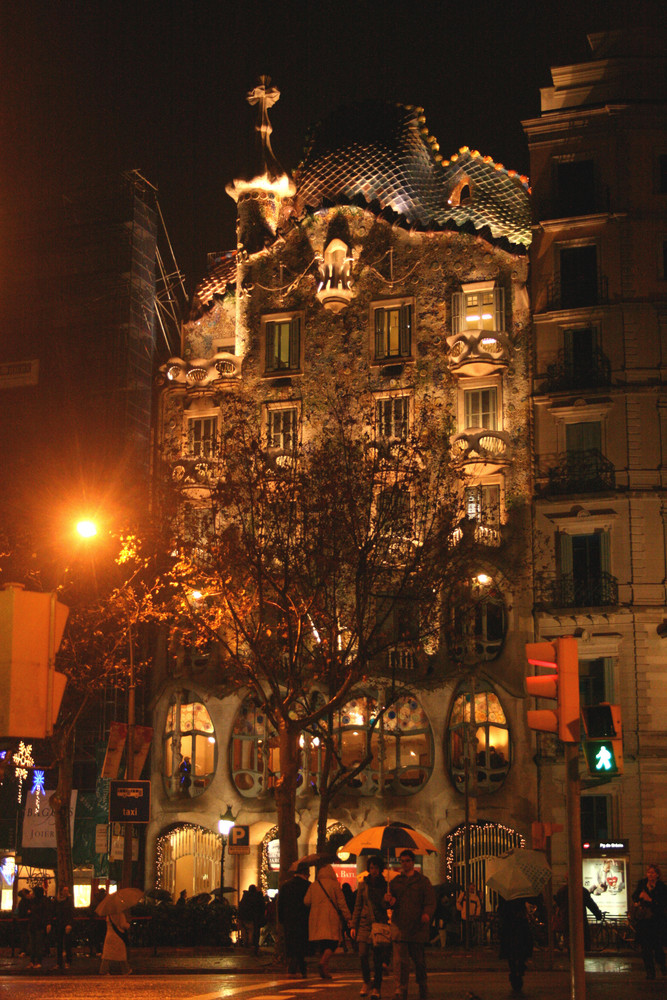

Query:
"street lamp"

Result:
[[218, 805, 235, 890], [75, 520, 98, 540]]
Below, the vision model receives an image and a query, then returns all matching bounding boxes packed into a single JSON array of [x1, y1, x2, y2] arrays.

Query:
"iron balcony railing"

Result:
[[547, 449, 616, 495], [546, 274, 609, 311], [542, 346, 611, 393], [541, 571, 618, 609]]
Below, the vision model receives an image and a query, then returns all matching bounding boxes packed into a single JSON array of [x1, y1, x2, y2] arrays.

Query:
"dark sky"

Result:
[[1, 0, 654, 298]]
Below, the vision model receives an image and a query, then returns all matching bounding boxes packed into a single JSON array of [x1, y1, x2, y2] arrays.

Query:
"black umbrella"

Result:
[[212, 886, 237, 896], [146, 889, 172, 902], [190, 892, 212, 904]]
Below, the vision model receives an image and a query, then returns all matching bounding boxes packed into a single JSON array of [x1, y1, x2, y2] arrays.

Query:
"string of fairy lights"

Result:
[[1, 742, 47, 812]]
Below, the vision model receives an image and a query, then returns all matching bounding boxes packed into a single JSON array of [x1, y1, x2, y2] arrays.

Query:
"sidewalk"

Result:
[[0, 943, 643, 977]]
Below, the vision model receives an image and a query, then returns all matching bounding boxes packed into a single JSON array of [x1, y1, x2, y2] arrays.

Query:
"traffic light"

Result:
[[582, 703, 623, 775], [525, 636, 580, 742]]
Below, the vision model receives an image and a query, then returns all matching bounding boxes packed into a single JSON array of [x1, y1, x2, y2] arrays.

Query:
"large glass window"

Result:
[[188, 416, 218, 458], [333, 692, 433, 796], [373, 303, 412, 361], [448, 684, 511, 794], [451, 577, 507, 663], [264, 316, 301, 373], [164, 692, 216, 799], [463, 388, 498, 431]]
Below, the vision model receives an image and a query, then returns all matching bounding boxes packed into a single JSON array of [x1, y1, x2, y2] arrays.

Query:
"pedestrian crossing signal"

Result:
[[581, 703, 623, 776]]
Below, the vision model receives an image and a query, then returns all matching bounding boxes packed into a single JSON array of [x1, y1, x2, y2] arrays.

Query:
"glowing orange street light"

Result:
[[76, 520, 98, 539]]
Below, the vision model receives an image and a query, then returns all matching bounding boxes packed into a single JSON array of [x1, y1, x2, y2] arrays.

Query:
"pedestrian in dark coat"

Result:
[[238, 884, 265, 954], [554, 878, 602, 951], [53, 885, 75, 969], [498, 896, 534, 993], [15, 889, 31, 957], [632, 864, 667, 979], [277, 864, 310, 976], [385, 850, 436, 1000], [351, 856, 390, 999], [27, 886, 50, 969]]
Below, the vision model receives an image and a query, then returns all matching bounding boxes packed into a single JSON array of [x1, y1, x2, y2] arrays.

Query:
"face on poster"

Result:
[[583, 857, 628, 917]]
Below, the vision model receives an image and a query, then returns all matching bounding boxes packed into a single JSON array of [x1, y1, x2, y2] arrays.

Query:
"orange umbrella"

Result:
[[342, 822, 438, 856]]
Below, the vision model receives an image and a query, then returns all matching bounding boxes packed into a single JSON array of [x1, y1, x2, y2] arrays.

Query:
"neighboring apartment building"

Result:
[[525, 31, 667, 875], [150, 94, 535, 897]]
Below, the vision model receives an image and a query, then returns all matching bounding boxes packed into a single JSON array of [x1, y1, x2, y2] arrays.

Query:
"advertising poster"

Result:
[[583, 856, 628, 918]]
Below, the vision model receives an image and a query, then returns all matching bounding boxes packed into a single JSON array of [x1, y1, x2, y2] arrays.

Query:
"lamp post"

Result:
[[218, 805, 235, 890]]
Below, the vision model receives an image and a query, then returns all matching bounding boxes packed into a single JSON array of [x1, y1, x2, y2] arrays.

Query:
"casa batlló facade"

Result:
[[148, 31, 667, 905]]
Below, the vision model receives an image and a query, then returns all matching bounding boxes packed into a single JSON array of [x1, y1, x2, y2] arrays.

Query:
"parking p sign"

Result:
[[228, 824, 250, 854]]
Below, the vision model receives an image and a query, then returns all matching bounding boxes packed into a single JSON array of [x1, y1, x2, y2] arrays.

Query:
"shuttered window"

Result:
[[452, 287, 505, 334], [374, 303, 412, 360], [265, 316, 301, 372]]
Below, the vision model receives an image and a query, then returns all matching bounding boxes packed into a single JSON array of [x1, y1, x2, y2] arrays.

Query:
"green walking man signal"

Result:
[[581, 703, 624, 776]]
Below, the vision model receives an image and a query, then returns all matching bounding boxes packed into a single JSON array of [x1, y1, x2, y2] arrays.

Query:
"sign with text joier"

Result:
[[109, 779, 151, 823]]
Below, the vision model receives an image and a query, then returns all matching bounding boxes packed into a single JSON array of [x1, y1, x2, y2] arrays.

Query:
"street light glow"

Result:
[[76, 520, 98, 539]]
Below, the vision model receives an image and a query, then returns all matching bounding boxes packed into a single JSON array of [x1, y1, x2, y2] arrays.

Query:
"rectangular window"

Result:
[[188, 416, 218, 458], [560, 245, 599, 308], [376, 395, 410, 441], [376, 485, 412, 535], [556, 159, 596, 216], [267, 406, 298, 451], [463, 387, 498, 430], [373, 302, 412, 361], [581, 795, 610, 842], [558, 529, 614, 607], [563, 327, 598, 370], [465, 483, 501, 530], [565, 421, 602, 455], [264, 315, 301, 373], [452, 286, 505, 335]]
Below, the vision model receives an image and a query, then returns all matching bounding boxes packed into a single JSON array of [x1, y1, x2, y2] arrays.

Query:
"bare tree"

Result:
[[168, 382, 467, 880]]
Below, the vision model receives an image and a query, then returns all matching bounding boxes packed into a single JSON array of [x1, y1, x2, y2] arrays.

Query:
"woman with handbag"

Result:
[[304, 860, 352, 980], [351, 856, 391, 1000], [632, 864, 667, 979]]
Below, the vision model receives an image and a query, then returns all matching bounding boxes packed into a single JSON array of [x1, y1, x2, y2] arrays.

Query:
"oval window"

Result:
[[163, 691, 216, 799], [448, 682, 511, 794]]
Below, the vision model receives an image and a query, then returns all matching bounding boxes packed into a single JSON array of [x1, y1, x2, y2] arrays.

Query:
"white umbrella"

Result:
[[485, 849, 551, 901], [96, 887, 144, 916]]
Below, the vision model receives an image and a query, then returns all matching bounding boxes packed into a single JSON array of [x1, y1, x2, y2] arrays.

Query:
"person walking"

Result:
[[238, 884, 265, 954], [99, 910, 131, 976], [632, 863, 667, 979], [350, 855, 391, 1000], [385, 850, 436, 1000], [277, 863, 310, 977], [304, 860, 352, 980], [497, 896, 534, 993], [53, 885, 75, 970], [554, 877, 602, 951]]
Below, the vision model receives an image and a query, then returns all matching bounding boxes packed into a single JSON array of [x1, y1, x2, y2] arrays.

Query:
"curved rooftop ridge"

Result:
[[293, 102, 531, 248]]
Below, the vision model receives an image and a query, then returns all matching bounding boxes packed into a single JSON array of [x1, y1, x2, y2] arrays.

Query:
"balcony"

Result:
[[452, 429, 510, 473], [546, 274, 608, 312], [446, 329, 510, 378], [169, 457, 220, 489], [540, 571, 618, 609], [452, 520, 502, 548], [541, 346, 611, 393], [546, 449, 615, 495]]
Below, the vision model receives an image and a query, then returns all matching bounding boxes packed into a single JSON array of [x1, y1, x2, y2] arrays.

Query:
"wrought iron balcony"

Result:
[[541, 571, 618, 609], [541, 346, 611, 393], [547, 449, 615, 495], [446, 329, 510, 378], [546, 274, 608, 311]]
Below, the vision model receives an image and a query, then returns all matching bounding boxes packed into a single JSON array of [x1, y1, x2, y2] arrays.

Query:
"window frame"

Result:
[[375, 391, 413, 442], [370, 297, 415, 364], [460, 381, 501, 433], [163, 692, 217, 800], [262, 311, 305, 376], [264, 400, 301, 452], [452, 281, 505, 335], [556, 240, 601, 309], [185, 411, 219, 459]]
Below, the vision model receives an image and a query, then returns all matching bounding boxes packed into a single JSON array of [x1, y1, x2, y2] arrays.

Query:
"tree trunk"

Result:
[[50, 729, 75, 892], [316, 716, 335, 852], [274, 720, 300, 883]]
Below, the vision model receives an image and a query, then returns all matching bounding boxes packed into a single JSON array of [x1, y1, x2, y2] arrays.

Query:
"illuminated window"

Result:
[[452, 283, 505, 334], [187, 415, 218, 458], [465, 484, 501, 532], [372, 300, 413, 362], [267, 405, 298, 451], [334, 693, 432, 796], [448, 683, 511, 794], [376, 394, 411, 441], [263, 313, 303, 374], [463, 387, 498, 431], [164, 692, 216, 799]]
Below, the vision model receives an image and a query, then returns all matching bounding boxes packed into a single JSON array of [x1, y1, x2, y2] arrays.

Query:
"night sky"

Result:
[[1, 0, 655, 299]]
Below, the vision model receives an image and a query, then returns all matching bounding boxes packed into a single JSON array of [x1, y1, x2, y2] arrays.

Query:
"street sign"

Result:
[[109, 780, 151, 823], [228, 824, 250, 854]]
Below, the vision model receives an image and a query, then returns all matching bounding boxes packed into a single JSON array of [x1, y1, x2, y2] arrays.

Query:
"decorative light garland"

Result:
[[444, 821, 525, 881], [30, 770, 46, 813], [13, 743, 34, 804]]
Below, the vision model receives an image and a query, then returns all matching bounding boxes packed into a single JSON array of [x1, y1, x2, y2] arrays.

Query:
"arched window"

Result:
[[451, 576, 507, 663], [164, 692, 216, 799], [333, 692, 433, 796], [448, 682, 511, 794]]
